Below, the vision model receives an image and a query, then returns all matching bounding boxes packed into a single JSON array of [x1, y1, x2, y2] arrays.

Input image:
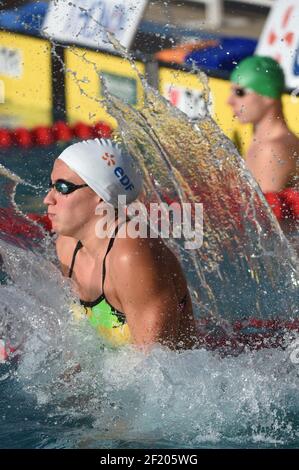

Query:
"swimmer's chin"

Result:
[[233, 113, 249, 124]]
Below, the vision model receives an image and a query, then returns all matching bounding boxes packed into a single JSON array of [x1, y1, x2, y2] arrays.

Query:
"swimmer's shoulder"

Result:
[[110, 232, 182, 279], [272, 130, 299, 158]]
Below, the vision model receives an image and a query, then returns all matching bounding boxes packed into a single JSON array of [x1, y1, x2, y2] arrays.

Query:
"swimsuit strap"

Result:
[[68, 240, 83, 278], [68, 221, 126, 284], [102, 221, 126, 294]]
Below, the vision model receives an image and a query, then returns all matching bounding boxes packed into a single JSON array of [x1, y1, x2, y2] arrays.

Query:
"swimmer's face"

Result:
[[44, 159, 100, 237], [227, 85, 275, 124]]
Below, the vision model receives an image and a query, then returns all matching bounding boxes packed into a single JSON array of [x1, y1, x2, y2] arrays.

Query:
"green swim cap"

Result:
[[230, 56, 285, 99]]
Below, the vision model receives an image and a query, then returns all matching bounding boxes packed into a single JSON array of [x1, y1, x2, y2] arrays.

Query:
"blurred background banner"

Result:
[[0, 31, 52, 128], [65, 47, 145, 127], [42, 0, 148, 51], [256, 0, 299, 89], [1, 0, 299, 143]]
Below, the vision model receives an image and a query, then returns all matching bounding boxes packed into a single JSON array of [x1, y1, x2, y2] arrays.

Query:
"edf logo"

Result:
[[114, 167, 134, 191], [102, 152, 115, 166]]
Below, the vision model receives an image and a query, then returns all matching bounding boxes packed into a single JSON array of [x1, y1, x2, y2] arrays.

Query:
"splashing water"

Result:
[[62, 28, 299, 322], [1, 238, 299, 449], [1, 109, 299, 449], [1, 23, 299, 448], [1, 247, 299, 449], [101, 63, 299, 323], [0, 162, 48, 249]]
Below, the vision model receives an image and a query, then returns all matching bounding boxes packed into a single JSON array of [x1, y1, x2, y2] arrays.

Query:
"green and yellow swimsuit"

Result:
[[69, 224, 132, 347]]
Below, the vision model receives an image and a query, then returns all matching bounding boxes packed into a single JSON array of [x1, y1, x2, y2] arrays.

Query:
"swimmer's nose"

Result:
[[43, 187, 56, 206]]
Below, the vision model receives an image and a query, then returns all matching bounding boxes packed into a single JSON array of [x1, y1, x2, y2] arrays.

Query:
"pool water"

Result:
[[1, 140, 299, 449]]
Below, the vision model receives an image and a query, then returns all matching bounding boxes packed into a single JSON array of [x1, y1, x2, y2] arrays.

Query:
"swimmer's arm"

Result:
[[56, 235, 77, 277], [113, 241, 181, 348]]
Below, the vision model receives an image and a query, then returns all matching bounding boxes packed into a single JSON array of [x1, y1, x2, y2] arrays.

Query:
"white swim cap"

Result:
[[58, 138, 142, 207]]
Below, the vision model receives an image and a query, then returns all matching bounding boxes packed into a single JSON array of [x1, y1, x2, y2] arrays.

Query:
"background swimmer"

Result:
[[228, 55, 299, 193]]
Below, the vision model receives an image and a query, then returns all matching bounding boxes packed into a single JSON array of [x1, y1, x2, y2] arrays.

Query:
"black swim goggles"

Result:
[[233, 87, 248, 98], [49, 179, 88, 195]]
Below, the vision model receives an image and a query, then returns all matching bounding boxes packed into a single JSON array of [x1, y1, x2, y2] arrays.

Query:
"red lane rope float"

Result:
[[0, 129, 13, 148], [72, 122, 93, 140], [26, 213, 52, 232], [196, 318, 299, 352], [31, 126, 54, 146], [11, 128, 33, 148], [0, 121, 113, 148], [52, 121, 73, 142], [264, 188, 299, 221], [0, 207, 51, 239], [92, 122, 112, 139]]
